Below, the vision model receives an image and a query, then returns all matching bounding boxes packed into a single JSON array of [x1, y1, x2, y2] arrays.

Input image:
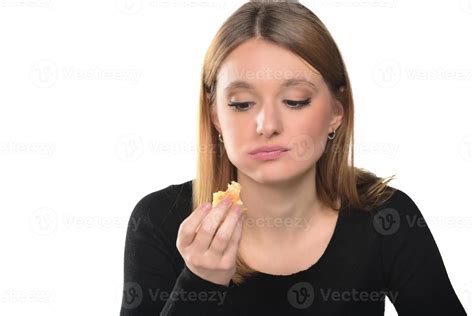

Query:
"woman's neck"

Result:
[[237, 168, 327, 247]]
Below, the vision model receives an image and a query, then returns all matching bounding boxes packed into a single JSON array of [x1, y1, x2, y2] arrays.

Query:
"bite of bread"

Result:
[[212, 181, 247, 212]]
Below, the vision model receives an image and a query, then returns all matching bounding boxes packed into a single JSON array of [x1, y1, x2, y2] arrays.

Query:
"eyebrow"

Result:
[[224, 78, 317, 92]]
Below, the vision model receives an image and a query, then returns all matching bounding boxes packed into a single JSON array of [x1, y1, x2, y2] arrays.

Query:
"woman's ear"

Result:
[[330, 86, 345, 130], [210, 104, 222, 134]]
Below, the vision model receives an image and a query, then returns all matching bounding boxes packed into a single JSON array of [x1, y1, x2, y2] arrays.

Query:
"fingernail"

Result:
[[202, 202, 212, 211], [221, 197, 232, 206], [234, 204, 241, 214]]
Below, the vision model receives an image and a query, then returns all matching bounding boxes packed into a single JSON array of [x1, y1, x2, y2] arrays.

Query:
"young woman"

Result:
[[120, 1, 467, 315]]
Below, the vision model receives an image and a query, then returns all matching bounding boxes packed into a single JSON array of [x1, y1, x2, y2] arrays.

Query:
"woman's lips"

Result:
[[249, 149, 289, 160]]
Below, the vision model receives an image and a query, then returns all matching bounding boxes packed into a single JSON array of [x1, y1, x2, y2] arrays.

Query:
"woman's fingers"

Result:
[[176, 202, 212, 249], [193, 197, 233, 251], [176, 197, 245, 287], [208, 204, 243, 255], [222, 211, 245, 263]]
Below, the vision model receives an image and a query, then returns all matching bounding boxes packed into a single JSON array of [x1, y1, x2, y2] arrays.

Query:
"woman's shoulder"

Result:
[[129, 179, 194, 235], [345, 185, 419, 214], [370, 186, 424, 220], [345, 185, 434, 248], [343, 186, 424, 231]]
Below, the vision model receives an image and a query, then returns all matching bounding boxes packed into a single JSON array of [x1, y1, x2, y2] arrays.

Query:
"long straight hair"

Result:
[[192, 0, 396, 285]]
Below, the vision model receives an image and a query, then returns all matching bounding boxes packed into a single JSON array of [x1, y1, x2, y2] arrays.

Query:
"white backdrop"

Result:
[[0, 0, 472, 315]]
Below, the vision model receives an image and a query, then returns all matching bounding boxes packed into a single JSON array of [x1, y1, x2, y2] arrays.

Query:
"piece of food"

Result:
[[212, 181, 247, 212]]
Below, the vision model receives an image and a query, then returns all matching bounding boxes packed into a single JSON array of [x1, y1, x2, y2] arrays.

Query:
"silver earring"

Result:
[[218, 133, 224, 143], [328, 128, 336, 140]]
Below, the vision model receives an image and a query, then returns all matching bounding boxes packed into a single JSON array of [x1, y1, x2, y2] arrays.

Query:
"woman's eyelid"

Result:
[[227, 98, 312, 112], [226, 86, 316, 102], [228, 98, 311, 105], [228, 92, 314, 102]]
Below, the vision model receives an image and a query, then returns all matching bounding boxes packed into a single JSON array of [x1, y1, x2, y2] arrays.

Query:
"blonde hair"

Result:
[[192, 0, 396, 285]]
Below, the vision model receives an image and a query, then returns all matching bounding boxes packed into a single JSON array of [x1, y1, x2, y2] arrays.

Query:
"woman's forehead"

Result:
[[217, 47, 322, 89]]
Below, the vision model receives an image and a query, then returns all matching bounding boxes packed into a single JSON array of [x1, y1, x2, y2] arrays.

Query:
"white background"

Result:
[[0, 0, 472, 315]]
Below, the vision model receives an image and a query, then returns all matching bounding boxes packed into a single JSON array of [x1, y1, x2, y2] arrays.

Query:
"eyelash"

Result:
[[227, 98, 312, 112]]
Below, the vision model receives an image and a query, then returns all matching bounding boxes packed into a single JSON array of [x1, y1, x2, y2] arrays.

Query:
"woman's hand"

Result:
[[176, 197, 245, 286]]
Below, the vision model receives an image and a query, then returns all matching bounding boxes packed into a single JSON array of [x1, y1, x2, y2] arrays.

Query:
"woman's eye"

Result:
[[285, 98, 312, 108], [227, 101, 254, 111], [227, 98, 311, 112]]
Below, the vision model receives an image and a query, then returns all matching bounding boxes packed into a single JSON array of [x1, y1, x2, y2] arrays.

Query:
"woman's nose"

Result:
[[255, 102, 283, 137]]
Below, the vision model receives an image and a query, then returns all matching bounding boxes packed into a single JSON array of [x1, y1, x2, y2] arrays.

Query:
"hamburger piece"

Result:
[[212, 181, 247, 212]]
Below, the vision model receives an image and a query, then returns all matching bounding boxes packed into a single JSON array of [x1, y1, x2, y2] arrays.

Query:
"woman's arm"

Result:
[[380, 190, 467, 315], [119, 192, 230, 316]]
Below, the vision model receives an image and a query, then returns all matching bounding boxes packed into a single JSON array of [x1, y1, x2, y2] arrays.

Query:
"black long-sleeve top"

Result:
[[119, 179, 467, 315]]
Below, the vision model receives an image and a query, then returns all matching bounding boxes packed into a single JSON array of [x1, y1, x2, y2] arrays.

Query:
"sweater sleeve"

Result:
[[380, 190, 466, 315], [119, 190, 230, 316]]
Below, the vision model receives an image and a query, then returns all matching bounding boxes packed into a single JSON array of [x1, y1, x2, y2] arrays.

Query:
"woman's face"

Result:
[[211, 38, 344, 183]]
